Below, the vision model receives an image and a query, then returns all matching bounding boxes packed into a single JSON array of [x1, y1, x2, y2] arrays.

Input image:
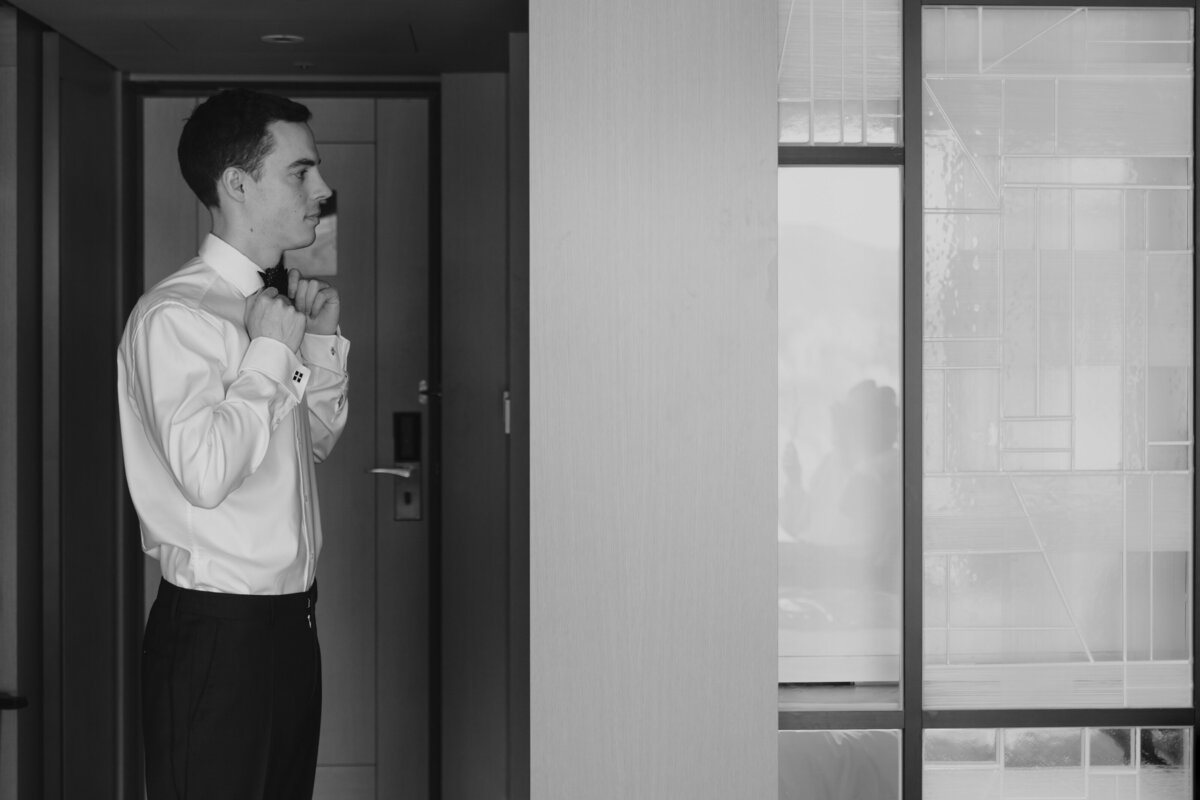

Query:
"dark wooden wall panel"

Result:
[[44, 32, 129, 800], [16, 17, 44, 800], [441, 73, 510, 800], [507, 31, 531, 800], [1, 8, 44, 800], [140, 97, 198, 294]]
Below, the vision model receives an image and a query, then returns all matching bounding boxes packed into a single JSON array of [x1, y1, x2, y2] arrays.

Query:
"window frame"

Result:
[[777, 2, 1200, 797]]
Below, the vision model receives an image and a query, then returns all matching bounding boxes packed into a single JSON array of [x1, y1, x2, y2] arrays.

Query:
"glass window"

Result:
[[922, 5, 1195, 710], [779, 167, 902, 706], [782, 7, 1195, 795], [780, 729, 902, 799], [923, 727, 1193, 799], [779, 0, 903, 144]]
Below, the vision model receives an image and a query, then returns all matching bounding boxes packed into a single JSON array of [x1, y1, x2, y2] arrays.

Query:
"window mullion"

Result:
[[778, 145, 904, 165], [902, 4, 924, 800]]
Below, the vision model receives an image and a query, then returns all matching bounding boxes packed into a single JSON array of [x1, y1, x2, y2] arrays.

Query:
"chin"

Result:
[[289, 231, 318, 251]]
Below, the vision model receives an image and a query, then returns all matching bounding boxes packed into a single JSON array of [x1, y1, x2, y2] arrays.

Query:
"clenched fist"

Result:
[[287, 268, 340, 336], [245, 287, 306, 352]]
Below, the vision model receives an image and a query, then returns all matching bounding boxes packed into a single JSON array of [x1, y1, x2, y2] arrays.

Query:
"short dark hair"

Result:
[[177, 88, 312, 208]]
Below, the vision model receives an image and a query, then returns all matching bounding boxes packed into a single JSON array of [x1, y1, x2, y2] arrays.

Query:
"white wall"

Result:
[[529, 1, 778, 797]]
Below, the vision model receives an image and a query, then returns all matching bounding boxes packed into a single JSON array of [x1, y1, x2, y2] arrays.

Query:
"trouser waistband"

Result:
[[156, 578, 317, 620]]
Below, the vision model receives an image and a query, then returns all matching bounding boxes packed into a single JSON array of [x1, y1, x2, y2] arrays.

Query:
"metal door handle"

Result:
[[368, 462, 422, 520], [368, 466, 413, 478]]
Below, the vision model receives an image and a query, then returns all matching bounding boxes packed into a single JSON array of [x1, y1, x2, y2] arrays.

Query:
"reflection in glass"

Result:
[[922, 6, 1194, 709], [1005, 728, 1083, 768], [778, 0, 903, 144], [925, 728, 1193, 800], [780, 730, 900, 800], [924, 728, 997, 763], [1091, 728, 1132, 767], [778, 168, 901, 703]]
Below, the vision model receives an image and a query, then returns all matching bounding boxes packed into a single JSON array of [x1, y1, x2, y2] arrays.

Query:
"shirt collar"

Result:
[[199, 234, 266, 298]]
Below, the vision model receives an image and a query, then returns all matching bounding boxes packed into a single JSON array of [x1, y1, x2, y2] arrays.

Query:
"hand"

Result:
[[244, 287, 306, 352], [288, 269, 340, 336]]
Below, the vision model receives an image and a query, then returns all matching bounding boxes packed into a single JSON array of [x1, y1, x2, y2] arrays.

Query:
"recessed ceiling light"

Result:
[[261, 33, 305, 45]]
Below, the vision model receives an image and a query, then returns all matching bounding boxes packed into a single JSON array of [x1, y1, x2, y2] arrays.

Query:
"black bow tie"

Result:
[[259, 265, 289, 294]]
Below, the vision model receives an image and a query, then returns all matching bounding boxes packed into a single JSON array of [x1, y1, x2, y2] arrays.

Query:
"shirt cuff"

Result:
[[240, 337, 309, 400], [300, 331, 350, 371]]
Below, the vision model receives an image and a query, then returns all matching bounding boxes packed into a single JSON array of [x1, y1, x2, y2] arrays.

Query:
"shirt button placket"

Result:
[[294, 409, 311, 586]]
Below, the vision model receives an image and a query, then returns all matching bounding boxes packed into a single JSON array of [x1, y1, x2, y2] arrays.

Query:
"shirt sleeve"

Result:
[[127, 302, 307, 509], [299, 332, 350, 463]]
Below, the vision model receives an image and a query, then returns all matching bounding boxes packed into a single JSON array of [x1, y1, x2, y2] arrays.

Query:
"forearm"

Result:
[[157, 381, 278, 507]]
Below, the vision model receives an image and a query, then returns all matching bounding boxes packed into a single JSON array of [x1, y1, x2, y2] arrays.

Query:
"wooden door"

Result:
[[139, 95, 432, 799]]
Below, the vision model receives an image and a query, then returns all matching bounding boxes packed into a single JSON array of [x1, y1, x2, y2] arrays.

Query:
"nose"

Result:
[[311, 168, 333, 203]]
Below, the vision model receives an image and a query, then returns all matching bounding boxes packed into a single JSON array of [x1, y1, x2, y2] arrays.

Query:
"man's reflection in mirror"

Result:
[[779, 379, 901, 629]]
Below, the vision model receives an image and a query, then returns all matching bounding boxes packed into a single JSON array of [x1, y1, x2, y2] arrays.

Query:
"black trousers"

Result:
[[142, 579, 322, 800]]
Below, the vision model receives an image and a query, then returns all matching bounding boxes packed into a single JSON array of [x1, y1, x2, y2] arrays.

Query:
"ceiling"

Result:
[[8, 0, 524, 76]]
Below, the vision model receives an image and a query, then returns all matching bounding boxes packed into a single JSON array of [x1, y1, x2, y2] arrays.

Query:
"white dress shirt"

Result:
[[117, 234, 350, 594]]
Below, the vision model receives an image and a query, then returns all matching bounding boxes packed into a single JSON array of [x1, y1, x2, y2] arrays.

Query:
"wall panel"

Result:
[[0, 8, 44, 800], [441, 72, 511, 800], [43, 31, 130, 799], [530, 1, 779, 797], [141, 97, 198, 292], [508, 30, 531, 800]]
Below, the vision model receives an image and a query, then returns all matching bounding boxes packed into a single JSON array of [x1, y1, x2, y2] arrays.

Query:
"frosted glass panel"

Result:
[[779, 168, 901, 691], [780, 730, 900, 800], [923, 7, 1194, 709], [923, 7, 1193, 76], [924, 728, 1193, 800], [779, 0, 902, 144]]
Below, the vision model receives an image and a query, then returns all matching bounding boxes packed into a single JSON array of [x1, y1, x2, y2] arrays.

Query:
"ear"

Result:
[[217, 166, 249, 205]]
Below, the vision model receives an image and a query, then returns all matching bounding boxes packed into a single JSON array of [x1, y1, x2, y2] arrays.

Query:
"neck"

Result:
[[210, 212, 281, 269]]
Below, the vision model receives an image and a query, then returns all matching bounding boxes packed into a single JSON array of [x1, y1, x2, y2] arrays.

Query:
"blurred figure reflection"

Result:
[[779, 379, 901, 640]]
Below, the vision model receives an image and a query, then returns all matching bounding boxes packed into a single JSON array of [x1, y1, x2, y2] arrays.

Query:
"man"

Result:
[[117, 88, 349, 799]]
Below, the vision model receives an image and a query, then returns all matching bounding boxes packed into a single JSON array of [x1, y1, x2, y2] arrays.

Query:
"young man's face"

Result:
[[243, 120, 332, 253]]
